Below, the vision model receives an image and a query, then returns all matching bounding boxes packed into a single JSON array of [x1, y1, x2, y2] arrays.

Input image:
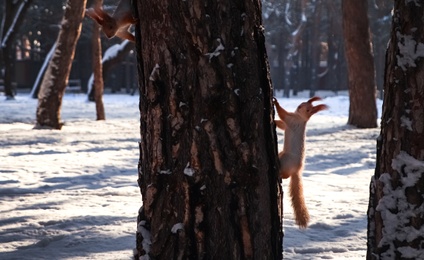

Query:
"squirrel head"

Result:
[[295, 96, 328, 121]]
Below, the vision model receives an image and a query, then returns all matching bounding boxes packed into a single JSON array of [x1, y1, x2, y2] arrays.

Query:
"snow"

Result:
[[171, 223, 184, 234], [183, 163, 195, 177], [205, 38, 225, 61], [0, 91, 382, 259]]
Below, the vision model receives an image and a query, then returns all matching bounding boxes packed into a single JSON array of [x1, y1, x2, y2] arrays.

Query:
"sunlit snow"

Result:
[[0, 91, 382, 259]]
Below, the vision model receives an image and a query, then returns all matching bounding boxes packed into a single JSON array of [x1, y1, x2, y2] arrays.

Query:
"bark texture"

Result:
[[35, 0, 86, 129], [342, 0, 378, 128], [367, 1, 424, 259], [92, 0, 105, 120], [134, 0, 282, 259]]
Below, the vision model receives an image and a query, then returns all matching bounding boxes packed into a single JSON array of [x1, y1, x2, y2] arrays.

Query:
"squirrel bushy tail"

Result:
[[289, 172, 310, 228]]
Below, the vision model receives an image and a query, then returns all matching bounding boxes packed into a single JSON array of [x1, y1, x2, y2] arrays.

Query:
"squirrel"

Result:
[[85, 0, 137, 42], [273, 97, 328, 228]]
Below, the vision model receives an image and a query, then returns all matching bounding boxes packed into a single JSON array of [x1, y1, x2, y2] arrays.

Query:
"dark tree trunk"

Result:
[[134, 0, 282, 259], [309, 2, 321, 98], [91, 0, 105, 120], [367, 1, 424, 259], [35, 0, 86, 129], [0, 0, 32, 100], [342, 0, 377, 128], [325, 0, 343, 94]]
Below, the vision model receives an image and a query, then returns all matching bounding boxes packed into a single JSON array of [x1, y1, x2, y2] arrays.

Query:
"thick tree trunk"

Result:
[[342, 0, 377, 128], [35, 0, 86, 129], [91, 0, 105, 120], [367, 1, 424, 259], [134, 0, 282, 259]]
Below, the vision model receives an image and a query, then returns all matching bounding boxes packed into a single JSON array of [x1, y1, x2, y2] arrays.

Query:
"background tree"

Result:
[[36, 0, 87, 129], [0, 0, 33, 99], [134, 0, 282, 259], [90, 0, 105, 120], [86, 40, 135, 100], [367, 1, 424, 259], [368, 0, 393, 99], [342, 0, 377, 128], [24, 1, 65, 98]]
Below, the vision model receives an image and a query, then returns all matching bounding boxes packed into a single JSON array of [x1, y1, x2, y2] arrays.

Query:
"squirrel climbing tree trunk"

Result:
[[133, 0, 282, 259]]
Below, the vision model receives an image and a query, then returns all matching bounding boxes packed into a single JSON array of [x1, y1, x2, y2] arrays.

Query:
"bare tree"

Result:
[[367, 1, 424, 259], [91, 0, 105, 120], [0, 0, 32, 100], [133, 0, 282, 259], [342, 0, 377, 128], [87, 40, 134, 100], [35, 0, 87, 129]]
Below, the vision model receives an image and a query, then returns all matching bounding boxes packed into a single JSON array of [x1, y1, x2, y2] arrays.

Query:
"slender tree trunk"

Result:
[[342, 0, 377, 128], [87, 40, 134, 100], [309, 2, 321, 98], [0, 0, 32, 100], [35, 0, 86, 129], [91, 0, 105, 120], [367, 1, 424, 259], [134, 0, 282, 259]]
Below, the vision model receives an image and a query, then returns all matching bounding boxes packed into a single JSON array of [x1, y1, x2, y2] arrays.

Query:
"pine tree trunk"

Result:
[[342, 0, 377, 128], [35, 0, 86, 129], [91, 0, 105, 121], [133, 1, 282, 259], [367, 1, 424, 259]]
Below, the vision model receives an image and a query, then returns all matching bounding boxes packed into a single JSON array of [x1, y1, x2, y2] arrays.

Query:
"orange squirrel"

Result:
[[85, 0, 137, 42], [274, 97, 328, 228]]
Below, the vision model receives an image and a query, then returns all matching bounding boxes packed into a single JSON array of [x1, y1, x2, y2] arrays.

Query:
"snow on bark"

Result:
[[205, 38, 225, 61], [183, 163, 195, 177], [137, 220, 152, 260], [86, 40, 130, 94], [30, 42, 57, 98], [171, 223, 184, 234], [396, 32, 424, 71], [376, 151, 424, 259]]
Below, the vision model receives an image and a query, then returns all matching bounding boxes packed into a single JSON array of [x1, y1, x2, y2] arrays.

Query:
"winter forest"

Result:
[[1, 0, 424, 259]]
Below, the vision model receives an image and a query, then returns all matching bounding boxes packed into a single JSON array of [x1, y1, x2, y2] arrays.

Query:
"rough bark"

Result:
[[134, 0, 282, 259], [35, 0, 86, 129], [342, 0, 377, 128], [91, 0, 105, 120], [367, 1, 424, 259]]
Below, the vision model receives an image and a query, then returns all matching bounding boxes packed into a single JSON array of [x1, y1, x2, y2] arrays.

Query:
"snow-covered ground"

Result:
[[0, 91, 381, 259]]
